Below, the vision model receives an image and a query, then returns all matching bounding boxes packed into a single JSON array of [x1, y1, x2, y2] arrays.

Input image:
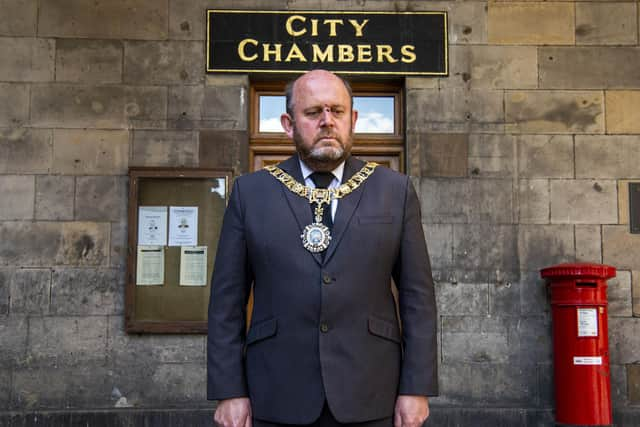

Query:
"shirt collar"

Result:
[[299, 159, 345, 185]]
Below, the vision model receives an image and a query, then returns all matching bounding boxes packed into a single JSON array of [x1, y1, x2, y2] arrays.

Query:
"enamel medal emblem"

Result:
[[301, 223, 331, 253]]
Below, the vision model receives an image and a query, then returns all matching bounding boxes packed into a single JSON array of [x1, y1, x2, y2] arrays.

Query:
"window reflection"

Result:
[[259, 96, 286, 132]]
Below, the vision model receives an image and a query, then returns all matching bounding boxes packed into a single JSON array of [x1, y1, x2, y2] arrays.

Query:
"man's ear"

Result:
[[351, 109, 358, 132], [280, 113, 294, 139]]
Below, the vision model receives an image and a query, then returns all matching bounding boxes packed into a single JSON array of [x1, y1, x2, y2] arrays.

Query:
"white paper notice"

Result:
[[168, 206, 198, 246], [574, 356, 603, 365], [136, 246, 164, 286], [179, 246, 208, 286], [138, 206, 167, 246], [577, 308, 598, 337]]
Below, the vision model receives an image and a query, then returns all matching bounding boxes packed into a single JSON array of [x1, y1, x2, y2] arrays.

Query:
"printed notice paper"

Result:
[[138, 206, 167, 246], [136, 246, 164, 285], [577, 308, 598, 337], [179, 246, 208, 286], [168, 206, 198, 246]]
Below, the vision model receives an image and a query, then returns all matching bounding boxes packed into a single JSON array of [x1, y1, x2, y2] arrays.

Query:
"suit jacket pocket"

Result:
[[368, 315, 401, 343], [358, 215, 394, 224], [246, 317, 277, 345]]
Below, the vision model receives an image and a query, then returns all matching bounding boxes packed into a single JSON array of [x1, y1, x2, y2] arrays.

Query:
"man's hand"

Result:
[[394, 395, 430, 427], [214, 397, 252, 427]]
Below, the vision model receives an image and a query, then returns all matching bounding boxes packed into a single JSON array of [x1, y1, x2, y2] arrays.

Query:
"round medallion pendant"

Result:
[[300, 223, 331, 253]]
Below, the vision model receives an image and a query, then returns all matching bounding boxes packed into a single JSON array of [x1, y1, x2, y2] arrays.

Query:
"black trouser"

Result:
[[253, 402, 393, 427]]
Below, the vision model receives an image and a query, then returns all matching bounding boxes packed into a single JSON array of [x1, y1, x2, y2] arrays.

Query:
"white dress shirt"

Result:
[[299, 159, 345, 221]]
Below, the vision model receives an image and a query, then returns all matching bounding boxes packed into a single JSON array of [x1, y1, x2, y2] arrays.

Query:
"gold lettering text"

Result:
[[263, 44, 282, 62], [348, 19, 369, 37], [376, 45, 398, 63], [338, 44, 355, 62], [357, 44, 372, 62], [285, 43, 307, 62], [323, 19, 344, 37], [311, 19, 319, 36], [285, 15, 306, 36], [312, 44, 334, 62], [401, 45, 416, 63], [237, 38, 258, 62]]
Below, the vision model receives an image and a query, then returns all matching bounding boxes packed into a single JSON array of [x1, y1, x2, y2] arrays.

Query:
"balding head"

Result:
[[285, 70, 353, 117]]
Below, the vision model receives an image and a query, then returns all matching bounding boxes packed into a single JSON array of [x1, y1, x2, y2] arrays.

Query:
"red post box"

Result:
[[540, 263, 616, 426]]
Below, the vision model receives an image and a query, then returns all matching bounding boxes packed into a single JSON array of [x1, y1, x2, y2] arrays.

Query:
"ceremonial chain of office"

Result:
[[265, 162, 378, 253]]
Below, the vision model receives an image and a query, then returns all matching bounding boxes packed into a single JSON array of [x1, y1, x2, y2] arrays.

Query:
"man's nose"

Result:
[[319, 108, 335, 127]]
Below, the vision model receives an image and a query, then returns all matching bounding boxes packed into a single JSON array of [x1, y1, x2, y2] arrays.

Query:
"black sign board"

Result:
[[206, 10, 448, 76]]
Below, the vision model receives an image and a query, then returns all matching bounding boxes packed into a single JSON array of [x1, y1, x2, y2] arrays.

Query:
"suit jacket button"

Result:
[[322, 274, 332, 284], [320, 323, 329, 333]]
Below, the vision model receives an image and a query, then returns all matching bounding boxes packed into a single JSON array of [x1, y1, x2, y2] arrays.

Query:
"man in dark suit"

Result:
[[208, 70, 437, 427]]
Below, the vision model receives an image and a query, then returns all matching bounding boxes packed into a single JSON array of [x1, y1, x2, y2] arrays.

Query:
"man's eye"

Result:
[[331, 108, 345, 116], [305, 110, 321, 118]]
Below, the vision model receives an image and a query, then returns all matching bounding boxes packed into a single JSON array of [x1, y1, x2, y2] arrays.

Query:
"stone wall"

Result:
[[0, 0, 639, 425]]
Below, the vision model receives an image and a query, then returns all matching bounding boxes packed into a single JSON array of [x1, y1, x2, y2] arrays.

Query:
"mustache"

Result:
[[314, 132, 341, 143]]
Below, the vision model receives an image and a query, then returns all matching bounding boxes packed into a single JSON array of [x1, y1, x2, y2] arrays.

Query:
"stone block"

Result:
[[412, 133, 468, 178], [110, 221, 127, 267], [407, 88, 504, 133], [30, 84, 167, 128], [35, 175, 74, 221], [540, 47, 640, 89], [0, 222, 61, 266], [55, 39, 123, 83], [490, 281, 521, 316], [443, 45, 537, 89], [550, 179, 618, 224], [420, 178, 514, 224], [59, 222, 109, 267], [75, 176, 128, 222], [630, 364, 640, 404], [0, 0, 37, 36], [0, 175, 34, 220], [424, 224, 453, 271], [468, 134, 515, 179], [0, 128, 52, 174], [131, 130, 198, 167], [610, 364, 629, 408], [453, 224, 519, 273], [609, 270, 633, 317], [618, 180, 640, 226], [517, 135, 574, 179], [199, 130, 249, 174], [609, 317, 640, 364], [576, 136, 640, 179], [515, 316, 553, 366], [603, 225, 640, 271], [27, 316, 107, 366], [51, 268, 124, 315], [124, 41, 204, 84], [9, 269, 51, 315], [488, 3, 574, 45], [52, 129, 129, 175], [441, 316, 509, 363], [0, 83, 28, 126], [633, 271, 640, 317], [0, 270, 8, 315], [0, 37, 54, 82], [168, 85, 205, 127], [506, 91, 604, 134], [519, 180, 549, 225], [518, 225, 575, 272], [38, 0, 168, 40], [576, 3, 637, 46], [606, 91, 640, 134], [576, 225, 602, 263], [435, 282, 489, 315], [0, 317, 28, 365], [520, 271, 551, 315], [203, 86, 249, 130], [0, 369, 9, 408]]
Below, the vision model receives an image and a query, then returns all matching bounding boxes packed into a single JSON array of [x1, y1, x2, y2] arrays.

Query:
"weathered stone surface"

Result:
[[0, 317, 28, 365], [412, 133, 468, 178], [0, 369, 9, 408], [35, 175, 74, 221], [30, 85, 167, 128], [443, 46, 537, 89], [520, 271, 551, 315], [435, 282, 489, 315], [618, 180, 638, 225], [488, 3, 574, 45], [203, 86, 249, 130], [420, 178, 514, 224], [28, 316, 107, 366], [550, 179, 618, 224], [0, 83, 29, 126], [490, 280, 521, 316], [506, 91, 603, 134], [0, 128, 52, 174], [468, 134, 515, 178], [125, 41, 204, 84], [407, 88, 504, 133], [576, 225, 602, 263], [606, 91, 640, 134], [75, 176, 127, 222], [442, 316, 509, 363], [453, 224, 519, 273], [168, 85, 205, 127], [611, 364, 629, 408], [0, 175, 34, 220], [540, 47, 640, 89], [424, 224, 453, 271], [633, 271, 640, 317], [131, 130, 198, 167], [110, 221, 127, 268], [199, 130, 249, 174], [9, 269, 51, 315], [576, 3, 637, 46], [59, 222, 110, 267], [55, 39, 123, 83], [609, 270, 633, 317], [53, 129, 129, 175], [609, 317, 640, 364], [38, 0, 168, 40], [516, 317, 553, 366], [0, 37, 54, 82], [630, 364, 640, 404], [519, 180, 549, 225], [603, 225, 640, 271], [0, 0, 37, 36], [0, 270, 8, 314], [517, 135, 574, 179], [518, 225, 575, 272], [576, 136, 640, 179], [51, 268, 123, 315]]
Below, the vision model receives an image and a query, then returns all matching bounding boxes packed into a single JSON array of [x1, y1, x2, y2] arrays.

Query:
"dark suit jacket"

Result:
[[207, 155, 437, 424]]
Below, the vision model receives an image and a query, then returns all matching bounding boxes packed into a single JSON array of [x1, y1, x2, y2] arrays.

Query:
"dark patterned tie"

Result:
[[310, 172, 334, 229]]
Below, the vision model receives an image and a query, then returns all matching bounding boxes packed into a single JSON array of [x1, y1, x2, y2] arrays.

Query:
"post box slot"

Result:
[[576, 282, 597, 287]]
